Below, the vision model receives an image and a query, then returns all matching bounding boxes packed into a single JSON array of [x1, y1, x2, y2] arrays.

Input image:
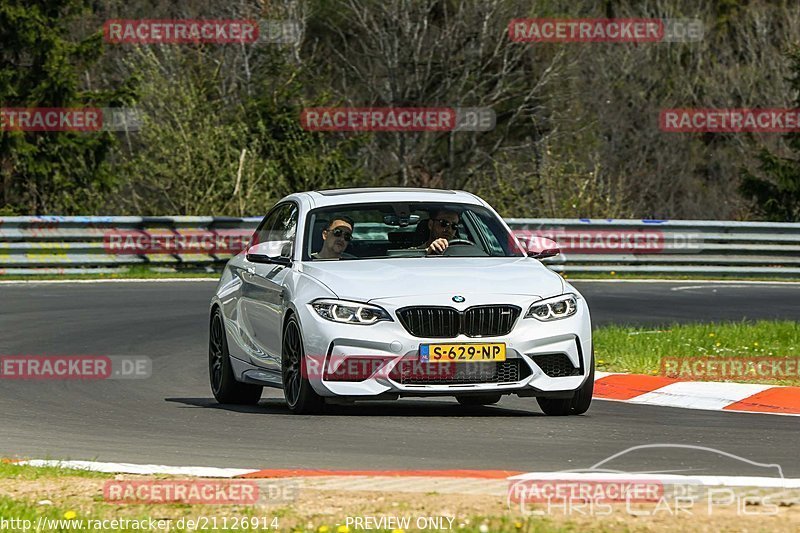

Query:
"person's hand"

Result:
[[426, 238, 449, 255]]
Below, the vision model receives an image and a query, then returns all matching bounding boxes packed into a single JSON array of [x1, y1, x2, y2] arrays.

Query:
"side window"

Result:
[[252, 204, 298, 256], [274, 205, 298, 242], [273, 205, 298, 257], [252, 209, 282, 247], [469, 212, 505, 256]]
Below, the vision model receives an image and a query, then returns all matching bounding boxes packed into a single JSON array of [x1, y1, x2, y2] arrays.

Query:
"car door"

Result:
[[240, 202, 298, 373]]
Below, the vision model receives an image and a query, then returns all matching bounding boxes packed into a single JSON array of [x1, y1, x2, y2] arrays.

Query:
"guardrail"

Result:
[[507, 218, 800, 276], [0, 216, 261, 276], [1, 216, 799, 276]]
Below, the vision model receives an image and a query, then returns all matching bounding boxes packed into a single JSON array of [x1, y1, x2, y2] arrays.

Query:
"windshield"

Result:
[[303, 202, 526, 260]]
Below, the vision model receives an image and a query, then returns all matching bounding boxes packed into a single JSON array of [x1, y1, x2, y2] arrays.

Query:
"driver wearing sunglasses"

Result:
[[421, 209, 460, 255], [312, 216, 355, 260]]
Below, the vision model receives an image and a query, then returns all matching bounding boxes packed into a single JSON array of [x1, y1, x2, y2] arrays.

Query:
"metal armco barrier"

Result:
[[507, 218, 800, 276], [0, 216, 261, 276], [1, 216, 799, 276]]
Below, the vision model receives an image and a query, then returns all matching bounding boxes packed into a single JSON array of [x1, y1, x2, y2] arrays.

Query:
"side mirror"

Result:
[[246, 241, 292, 265], [525, 236, 560, 259]]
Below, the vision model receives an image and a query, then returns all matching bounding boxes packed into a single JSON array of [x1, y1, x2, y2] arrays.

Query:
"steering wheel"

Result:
[[441, 238, 484, 257], [446, 239, 475, 246]]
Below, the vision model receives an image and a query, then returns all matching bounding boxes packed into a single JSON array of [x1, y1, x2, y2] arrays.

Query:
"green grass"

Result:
[[305, 517, 585, 533], [594, 320, 800, 385], [561, 272, 800, 282], [0, 265, 218, 281], [4, 263, 800, 283], [0, 489, 579, 533], [0, 460, 111, 480], [0, 464, 567, 532], [0, 494, 583, 533], [0, 495, 219, 533], [0, 462, 589, 533]]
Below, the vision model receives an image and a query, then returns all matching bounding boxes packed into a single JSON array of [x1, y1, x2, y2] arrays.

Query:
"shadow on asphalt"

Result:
[[165, 397, 544, 417]]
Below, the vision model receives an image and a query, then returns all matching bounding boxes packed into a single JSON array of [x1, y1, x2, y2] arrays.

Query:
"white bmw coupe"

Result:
[[209, 188, 593, 415]]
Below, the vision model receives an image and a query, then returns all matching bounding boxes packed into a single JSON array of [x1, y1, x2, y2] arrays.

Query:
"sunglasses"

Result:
[[434, 219, 460, 230], [328, 227, 352, 240]]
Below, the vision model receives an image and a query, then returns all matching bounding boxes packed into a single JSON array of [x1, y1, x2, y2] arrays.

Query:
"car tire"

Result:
[[209, 309, 263, 405], [537, 350, 594, 416], [456, 394, 502, 406], [282, 314, 325, 414]]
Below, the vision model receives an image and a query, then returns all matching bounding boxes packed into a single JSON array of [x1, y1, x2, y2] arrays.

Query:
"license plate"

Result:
[[419, 343, 506, 363]]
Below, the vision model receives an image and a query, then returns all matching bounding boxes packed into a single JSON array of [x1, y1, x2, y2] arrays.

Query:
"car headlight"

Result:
[[525, 294, 578, 321], [311, 299, 393, 325]]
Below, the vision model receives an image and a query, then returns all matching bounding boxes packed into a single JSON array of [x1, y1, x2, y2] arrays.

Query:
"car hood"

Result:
[[299, 257, 564, 301]]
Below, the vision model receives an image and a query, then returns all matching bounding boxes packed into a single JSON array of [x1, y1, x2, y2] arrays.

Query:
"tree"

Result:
[[306, 0, 571, 190], [0, 0, 132, 214], [739, 47, 800, 222], [109, 0, 363, 216]]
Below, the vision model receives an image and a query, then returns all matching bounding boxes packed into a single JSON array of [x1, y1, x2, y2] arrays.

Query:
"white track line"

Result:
[[19, 460, 257, 478], [16, 460, 800, 490]]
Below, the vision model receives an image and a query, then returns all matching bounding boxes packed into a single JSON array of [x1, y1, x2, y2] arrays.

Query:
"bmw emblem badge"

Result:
[[452, 295, 465, 303]]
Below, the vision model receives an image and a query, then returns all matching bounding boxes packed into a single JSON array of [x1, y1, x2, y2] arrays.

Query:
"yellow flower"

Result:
[[514, 522, 524, 529], [598, 359, 605, 364], [336, 526, 350, 533], [708, 333, 715, 337], [610, 271, 616, 275], [318, 526, 330, 533], [715, 342, 721, 347], [754, 342, 759, 346], [64, 511, 77, 520], [391, 530, 405, 533]]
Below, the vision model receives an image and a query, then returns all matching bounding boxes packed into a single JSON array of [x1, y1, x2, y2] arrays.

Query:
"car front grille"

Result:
[[389, 358, 530, 385], [531, 353, 582, 377], [397, 305, 520, 338]]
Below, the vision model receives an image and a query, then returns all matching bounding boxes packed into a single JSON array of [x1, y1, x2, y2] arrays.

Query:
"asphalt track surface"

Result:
[[1, 280, 799, 477]]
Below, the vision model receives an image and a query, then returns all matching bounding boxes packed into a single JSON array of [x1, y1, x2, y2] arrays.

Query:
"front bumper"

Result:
[[295, 293, 593, 399]]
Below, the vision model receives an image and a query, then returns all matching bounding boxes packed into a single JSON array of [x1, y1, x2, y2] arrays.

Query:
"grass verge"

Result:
[[1, 464, 798, 532], [0, 463, 572, 532], [0, 265, 217, 281], [3, 266, 800, 283], [560, 272, 800, 282], [0, 461, 111, 480], [595, 320, 800, 385]]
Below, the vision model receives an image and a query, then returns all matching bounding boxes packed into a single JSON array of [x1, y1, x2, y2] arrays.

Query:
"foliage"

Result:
[[739, 46, 800, 222], [0, 0, 133, 214], [3, 0, 800, 220]]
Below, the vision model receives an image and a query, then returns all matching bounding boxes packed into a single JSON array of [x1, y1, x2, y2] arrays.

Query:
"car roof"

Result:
[[284, 187, 486, 209]]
